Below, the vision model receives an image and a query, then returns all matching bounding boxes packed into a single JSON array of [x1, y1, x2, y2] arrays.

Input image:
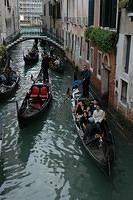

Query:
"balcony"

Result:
[[82, 17, 88, 26], [70, 17, 77, 24], [64, 16, 88, 26], [77, 17, 88, 26], [64, 17, 68, 22]]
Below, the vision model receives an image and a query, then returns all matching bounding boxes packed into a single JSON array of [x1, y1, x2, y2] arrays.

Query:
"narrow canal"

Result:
[[0, 40, 133, 200]]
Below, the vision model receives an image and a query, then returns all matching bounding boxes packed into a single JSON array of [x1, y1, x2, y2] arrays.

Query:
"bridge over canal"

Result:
[[6, 26, 65, 52]]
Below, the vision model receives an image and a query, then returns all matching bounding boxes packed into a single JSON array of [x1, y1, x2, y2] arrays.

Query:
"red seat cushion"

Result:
[[30, 86, 39, 97], [39, 86, 48, 98]]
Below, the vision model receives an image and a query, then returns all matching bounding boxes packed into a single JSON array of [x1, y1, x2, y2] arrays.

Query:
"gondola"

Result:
[[16, 69, 52, 129], [49, 54, 64, 73], [0, 115, 3, 156], [49, 60, 64, 73], [71, 87, 115, 176], [0, 66, 20, 100], [23, 50, 39, 66]]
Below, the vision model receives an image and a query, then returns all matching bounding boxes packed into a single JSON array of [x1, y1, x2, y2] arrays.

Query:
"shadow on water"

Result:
[[18, 104, 53, 164], [0, 160, 6, 188]]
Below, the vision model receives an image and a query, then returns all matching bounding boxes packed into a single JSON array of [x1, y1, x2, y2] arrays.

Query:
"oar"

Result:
[[15, 100, 19, 114], [31, 74, 35, 83]]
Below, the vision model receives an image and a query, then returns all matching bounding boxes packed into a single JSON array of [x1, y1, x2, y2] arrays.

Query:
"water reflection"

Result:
[[1, 40, 133, 200], [0, 160, 6, 187], [18, 109, 51, 164]]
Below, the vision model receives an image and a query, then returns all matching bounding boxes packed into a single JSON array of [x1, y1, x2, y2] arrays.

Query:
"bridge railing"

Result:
[[4, 30, 21, 45], [41, 28, 64, 46], [20, 27, 64, 47]]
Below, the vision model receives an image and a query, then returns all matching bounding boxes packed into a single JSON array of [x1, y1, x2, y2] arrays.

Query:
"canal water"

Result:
[[0, 40, 133, 200]]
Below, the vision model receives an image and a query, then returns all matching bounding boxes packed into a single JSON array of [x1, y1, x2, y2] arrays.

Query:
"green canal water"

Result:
[[0, 40, 133, 200]]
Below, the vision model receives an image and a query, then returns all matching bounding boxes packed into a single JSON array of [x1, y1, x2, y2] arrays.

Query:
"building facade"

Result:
[[115, 1, 133, 121], [41, 0, 133, 122], [86, 0, 118, 107], [42, 0, 63, 42], [0, 0, 20, 44], [62, 0, 88, 66], [19, 0, 43, 26]]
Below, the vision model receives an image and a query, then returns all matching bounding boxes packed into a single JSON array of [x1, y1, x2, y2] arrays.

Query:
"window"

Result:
[[87, 41, 90, 61], [66, 31, 67, 46], [121, 80, 128, 104], [72, 34, 74, 51], [80, 37, 82, 57], [43, 4, 46, 16], [68, 32, 70, 48], [57, 3, 61, 19], [97, 51, 102, 77], [88, 0, 94, 26], [90, 47, 94, 69], [124, 35, 131, 74], [49, 2, 52, 16], [75, 35, 77, 50], [100, 0, 117, 28]]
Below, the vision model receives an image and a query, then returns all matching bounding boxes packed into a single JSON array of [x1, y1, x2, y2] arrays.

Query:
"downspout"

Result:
[[67, 0, 68, 31]]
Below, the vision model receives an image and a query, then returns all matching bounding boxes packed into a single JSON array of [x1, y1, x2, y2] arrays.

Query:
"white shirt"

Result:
[[54, 59, 60, 65], [93, 109, 105, 123]]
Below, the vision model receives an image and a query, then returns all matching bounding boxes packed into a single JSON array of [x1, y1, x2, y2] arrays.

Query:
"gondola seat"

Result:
[[30, 85, 39, 98], [39, 86, 48, 99]]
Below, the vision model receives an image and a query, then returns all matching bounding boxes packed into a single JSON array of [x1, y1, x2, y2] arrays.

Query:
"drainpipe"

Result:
[[67, 0, 68, 31]]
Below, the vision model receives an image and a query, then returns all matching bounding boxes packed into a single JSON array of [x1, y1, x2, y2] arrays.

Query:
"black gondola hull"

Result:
[[72, 114, 115, 176], [49, 64, 64, 73], [0, 75, 20, 101], [18, 94, 52, 129], [23, 55, 39, 66]]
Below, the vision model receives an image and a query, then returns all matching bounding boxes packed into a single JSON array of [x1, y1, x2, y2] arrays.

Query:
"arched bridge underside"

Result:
[[6, 35, 65, 52]]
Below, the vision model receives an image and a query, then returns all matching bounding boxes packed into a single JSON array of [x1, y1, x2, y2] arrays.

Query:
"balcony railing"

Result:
[[64, 16, 88, 26], [82, 17, 88, 26], [70, 17, 77, 24]]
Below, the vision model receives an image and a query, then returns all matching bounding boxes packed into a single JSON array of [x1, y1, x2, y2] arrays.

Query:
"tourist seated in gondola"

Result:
[[54, 56, 60, 67], [83, 120, 96, 142], [89, 99, 98, 113], [80, 111, 88, 132], [92, 104, 106, 134], [75, 101, 84, 121], [85, 105, 92, 118]]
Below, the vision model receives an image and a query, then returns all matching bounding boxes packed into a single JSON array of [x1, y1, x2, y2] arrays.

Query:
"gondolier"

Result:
[[80, 65, 91, 97], [41, 55, 50, 82]]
